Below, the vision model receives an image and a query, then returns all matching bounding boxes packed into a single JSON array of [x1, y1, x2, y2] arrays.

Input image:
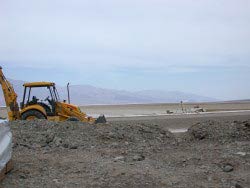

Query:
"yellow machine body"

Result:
[[20, 104, 47, 118], [0, 67, 105, 123], [23, 82, 54, 87]]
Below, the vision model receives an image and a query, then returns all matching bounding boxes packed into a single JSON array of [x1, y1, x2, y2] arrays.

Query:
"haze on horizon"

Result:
[[0, 0, 250, 101]]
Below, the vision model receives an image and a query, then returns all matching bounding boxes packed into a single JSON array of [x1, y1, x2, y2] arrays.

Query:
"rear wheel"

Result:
[[21, 110, 46, 120]]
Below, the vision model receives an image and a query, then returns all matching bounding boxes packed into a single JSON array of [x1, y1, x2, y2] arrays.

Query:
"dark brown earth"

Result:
[[1, 113, 250, 188]]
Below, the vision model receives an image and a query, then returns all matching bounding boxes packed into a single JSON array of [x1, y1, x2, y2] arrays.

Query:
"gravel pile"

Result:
[[1, 119, 249, 188], [10, 120, 175, 154], [187, 120, 250, 142]]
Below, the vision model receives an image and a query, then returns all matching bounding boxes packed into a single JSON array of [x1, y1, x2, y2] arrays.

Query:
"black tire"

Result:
[[21, 110, 46, 120], [67, 117, 80, 121]]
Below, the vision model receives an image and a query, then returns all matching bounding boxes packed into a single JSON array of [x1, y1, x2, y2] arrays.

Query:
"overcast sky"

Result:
[[0, 0, 250, 100]]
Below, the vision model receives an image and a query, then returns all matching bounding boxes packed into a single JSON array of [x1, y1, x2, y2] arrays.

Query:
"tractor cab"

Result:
[[20, 82, 60, 116]]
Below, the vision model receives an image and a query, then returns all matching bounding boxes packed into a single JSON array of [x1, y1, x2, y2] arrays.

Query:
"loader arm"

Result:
[[55, 102, 95, 123], [0, 67, 20, 120]]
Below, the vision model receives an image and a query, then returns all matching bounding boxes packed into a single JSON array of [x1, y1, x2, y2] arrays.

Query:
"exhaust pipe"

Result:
[[67, 83, 70, 104]]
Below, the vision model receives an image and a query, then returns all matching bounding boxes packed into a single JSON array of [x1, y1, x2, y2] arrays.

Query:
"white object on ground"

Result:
[[0, 119, 8, 124], [0, 121, 12, 171], [236, 152, 247, 156], [168, 128, 188, 133]]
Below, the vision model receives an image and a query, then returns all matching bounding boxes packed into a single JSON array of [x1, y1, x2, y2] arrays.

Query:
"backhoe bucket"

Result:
[[95, 115, 107, 124]]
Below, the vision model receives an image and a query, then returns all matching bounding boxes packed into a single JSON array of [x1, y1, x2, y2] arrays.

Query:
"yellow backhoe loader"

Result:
[[0, 67, 106, 123]]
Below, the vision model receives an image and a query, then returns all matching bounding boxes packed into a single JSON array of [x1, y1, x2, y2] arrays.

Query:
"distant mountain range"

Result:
[[0, 78, 217, 106], [222, 99, 250, 103]]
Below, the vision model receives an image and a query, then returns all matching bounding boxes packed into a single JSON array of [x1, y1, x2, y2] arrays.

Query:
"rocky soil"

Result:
[[1, 118, 250, 188]]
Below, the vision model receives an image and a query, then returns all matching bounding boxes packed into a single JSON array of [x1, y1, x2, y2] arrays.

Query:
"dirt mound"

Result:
[[187, 120, 250, 142], [10, 120, 175, 153], [1, 118, 250, 188]]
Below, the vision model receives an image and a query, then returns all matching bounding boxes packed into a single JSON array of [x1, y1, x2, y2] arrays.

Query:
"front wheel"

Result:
[[21, 110, 46, 120]]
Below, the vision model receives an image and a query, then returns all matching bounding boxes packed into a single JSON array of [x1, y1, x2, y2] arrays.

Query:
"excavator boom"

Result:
[[0, 66, 20, 120]]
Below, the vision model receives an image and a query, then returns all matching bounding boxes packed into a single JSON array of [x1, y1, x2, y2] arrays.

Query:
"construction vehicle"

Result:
[[0, 66, 106, 123]]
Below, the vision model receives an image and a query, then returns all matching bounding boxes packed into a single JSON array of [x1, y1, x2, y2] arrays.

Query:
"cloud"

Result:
[[0, 0, 250, 100]]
